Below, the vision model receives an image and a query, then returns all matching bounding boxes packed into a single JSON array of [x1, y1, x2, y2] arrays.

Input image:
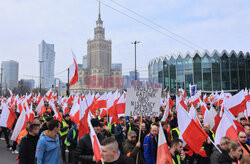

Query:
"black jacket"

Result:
[[74, 133, 104, 164], [218, 151, 238, 164], [18, 133, 39, 164], [96, 154, 135, 164]]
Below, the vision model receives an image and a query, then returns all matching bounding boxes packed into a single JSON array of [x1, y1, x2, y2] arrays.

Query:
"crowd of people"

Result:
[[0, 91, 249, 164]]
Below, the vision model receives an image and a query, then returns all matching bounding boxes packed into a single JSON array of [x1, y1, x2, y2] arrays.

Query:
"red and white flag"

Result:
[[177, 102, 208, 154], [88, 116, 102, 163], [0, 103, 17, 130], [162, 97, 170, 122], [35, 99, 46, 115], [224, 90, 246, 116], [11, 108, 28, 141], [69, 51, 78, 86], [214, 113, 238, 145], [115, 93, 126, 115], [157, 123, 173, 164], [92, 92, 107, 111]]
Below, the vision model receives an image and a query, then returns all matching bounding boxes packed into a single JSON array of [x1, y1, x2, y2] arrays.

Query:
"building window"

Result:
[[238, 53, 246, 90], [185, 55, 193, 95], [158, 60, 163, 84], [176, 56, 184, 90], [169, 57, 176, 93], [230, 53, 238, 90], [221, 53, 230, 90], [163, 58, 169, 91], [193, 54, 202, 90], [211, 53, 221, 91], [202, 54, 212, 91]]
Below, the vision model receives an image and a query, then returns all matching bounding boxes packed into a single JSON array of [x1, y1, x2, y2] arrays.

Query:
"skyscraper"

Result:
[[1, 60, 19, 91], [82, 55, 87, 69], [39, 40, 55, 89], [87, 2, 112, 76]]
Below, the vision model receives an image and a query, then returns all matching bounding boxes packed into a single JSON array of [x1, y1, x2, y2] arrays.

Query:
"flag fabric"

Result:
[[157, 123, 173, 164], [177, 102, 209, 154], [214, 113, 238, 145], [162, 97, 170, 122], [11, 108, 27, 141], [88, 117, 102, 162], [0, 103, 17, 130], [69, 51, 78, 86], [35, 99, 46, 115], [92, 92, 107, 112], [115, 93, 126, 114], [224, 90, 246, 116]]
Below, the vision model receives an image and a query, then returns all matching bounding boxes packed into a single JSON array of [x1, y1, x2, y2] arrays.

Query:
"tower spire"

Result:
[[98, 0, 101, 19]]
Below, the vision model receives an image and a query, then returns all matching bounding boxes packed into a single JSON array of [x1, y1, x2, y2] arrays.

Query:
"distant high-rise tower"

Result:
[[82, 55, 87, 69], [39, 40, 55, 89], [87, 1, 112, 76], [1, 60, 19, 91]]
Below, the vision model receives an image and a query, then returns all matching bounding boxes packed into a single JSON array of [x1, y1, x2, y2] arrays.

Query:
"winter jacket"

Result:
[[115, 124, 126, 150], [74, 133, 104, 164], [35, 132, 61, 164], [218, 151, 238, 164], [96, 154, 135, 164], [18, 133, 39, 164], [143, 133, 157, 164], [122, 139, 145, 164], [210, 145, 225, 164]]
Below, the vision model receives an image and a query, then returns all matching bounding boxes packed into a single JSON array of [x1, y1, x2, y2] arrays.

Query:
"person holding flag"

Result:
[[74, 118, 104, 164]]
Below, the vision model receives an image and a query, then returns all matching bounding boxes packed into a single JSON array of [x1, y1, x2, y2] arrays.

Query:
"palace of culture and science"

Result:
[[70, 3, 122, 92]]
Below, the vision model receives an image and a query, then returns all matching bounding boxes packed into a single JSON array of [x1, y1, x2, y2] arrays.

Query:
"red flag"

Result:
[[177, 102, 208, 154], [157, 123, 173, 164], [224, 90, 246, 116], [0, 103, 17, 130], [69, 51, 78, 86], [88, 117, 102, 162], [35, 99, 46, 115], [92, 92, 107, 112]]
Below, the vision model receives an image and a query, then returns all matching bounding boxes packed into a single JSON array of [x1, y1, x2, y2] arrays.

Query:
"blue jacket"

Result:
[[143, 133, 156, 164], [35, 132, 61, 164]]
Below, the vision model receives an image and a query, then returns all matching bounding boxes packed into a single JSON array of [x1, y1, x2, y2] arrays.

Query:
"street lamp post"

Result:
[[131, 41, 140, 81]]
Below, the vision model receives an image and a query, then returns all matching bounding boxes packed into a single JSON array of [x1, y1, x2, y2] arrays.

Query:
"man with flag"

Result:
[[74, 119, 104, 164]]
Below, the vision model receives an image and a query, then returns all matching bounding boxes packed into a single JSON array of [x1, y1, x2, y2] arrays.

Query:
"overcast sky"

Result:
[[0, 0, 249, 86]]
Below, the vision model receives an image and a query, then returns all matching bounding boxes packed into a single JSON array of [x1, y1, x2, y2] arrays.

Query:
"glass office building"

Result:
[[148, 50, 250, 94]]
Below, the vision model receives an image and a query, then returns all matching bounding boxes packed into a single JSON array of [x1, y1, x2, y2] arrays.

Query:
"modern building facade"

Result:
[[129, 71, 140, 81], [112, 63, 122, 77], [39, 40, 55, 89], [20, 79, 35, 90], [148, 50, 250, 94], [1, 60, 19, 91]]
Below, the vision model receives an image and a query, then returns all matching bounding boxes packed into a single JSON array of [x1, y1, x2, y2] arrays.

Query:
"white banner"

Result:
[[125, 87, 161, 117]]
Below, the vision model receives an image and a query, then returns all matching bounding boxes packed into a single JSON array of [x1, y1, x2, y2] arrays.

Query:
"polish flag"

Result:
[[115, 93, 126, 114], [107, 90, 120, 117], [50, 102, 62, 122], [178, 88, 187, 98], [200, 100, 208, 116], [11, 108, 28, 141], [168, 93, 174, 110], [92, 92, 107, 111], [203, 94, 209, 104], [224, 109, 244, 133], [78, 95, 92, 139], [177, 102, 209, 154], [176, 96, 187, 111], [190, 91, 201, 107], [46, 89, 53, 100], [88, 117, 102, 163], [214, 113, 238, 144], [204, 106, 219, 131], [189, 105, 198, 122], [224, 90, 246, 116], [35, 99, 46, 115], [162, 97, 170, 122], [0, 103, 17, 130], [70, 98, 80, 124], [245, 94, 250, 117], [157, 123, 173, 164], [69, 51, 78, 86]]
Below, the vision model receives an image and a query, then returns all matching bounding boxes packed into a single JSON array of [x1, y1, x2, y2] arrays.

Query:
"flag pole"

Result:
[[208, 137, 222, 154]]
